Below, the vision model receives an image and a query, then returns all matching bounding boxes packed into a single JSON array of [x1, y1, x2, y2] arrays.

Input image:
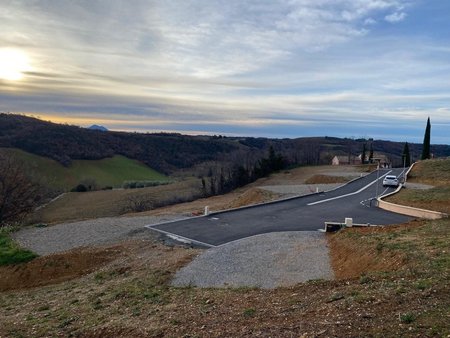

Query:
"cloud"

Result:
[[364, 17, 377, 25], [0, 0, 411, 82], [385, 11, 407, 22], [2, 0, 450, 144]]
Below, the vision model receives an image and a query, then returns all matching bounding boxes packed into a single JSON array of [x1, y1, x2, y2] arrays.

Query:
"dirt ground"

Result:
[[0, 245, 123, 292], [329, 220, 424, 280], [1, 218, 448, 337]]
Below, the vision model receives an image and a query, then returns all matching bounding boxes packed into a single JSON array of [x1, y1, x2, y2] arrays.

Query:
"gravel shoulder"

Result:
[[403, 182, 434, 190], [172, 231, 333, 289], [13, 215, 184, 255]]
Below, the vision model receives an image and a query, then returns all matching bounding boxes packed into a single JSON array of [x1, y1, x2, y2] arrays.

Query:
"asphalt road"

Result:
[[148, 168, 412, 247]]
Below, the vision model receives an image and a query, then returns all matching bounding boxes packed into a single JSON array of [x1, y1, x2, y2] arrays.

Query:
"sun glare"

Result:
[[0, 48, 32, 81]]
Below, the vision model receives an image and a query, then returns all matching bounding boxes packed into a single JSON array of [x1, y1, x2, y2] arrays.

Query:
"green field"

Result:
[[1, 148, 168, 191]]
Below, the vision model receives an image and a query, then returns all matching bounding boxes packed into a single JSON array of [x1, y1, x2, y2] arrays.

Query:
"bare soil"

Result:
[[1, 218, 448, 337], [0, 245, 123, 292], [304, 174, 349, 184], [328, 220, 424, 280]]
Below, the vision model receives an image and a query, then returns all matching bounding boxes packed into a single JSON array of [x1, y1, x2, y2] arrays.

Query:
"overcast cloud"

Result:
[[0, 0, 449, 143]]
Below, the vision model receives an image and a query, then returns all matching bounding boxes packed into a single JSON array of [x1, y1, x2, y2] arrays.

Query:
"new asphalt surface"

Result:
[[148, 168, 412, 247]]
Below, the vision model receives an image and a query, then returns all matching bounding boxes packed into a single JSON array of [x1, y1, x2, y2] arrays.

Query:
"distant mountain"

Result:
[[88, 124, 108, 132]]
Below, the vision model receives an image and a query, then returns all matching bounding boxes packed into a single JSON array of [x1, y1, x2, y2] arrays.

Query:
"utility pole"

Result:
[[375, 159, 380, 200]]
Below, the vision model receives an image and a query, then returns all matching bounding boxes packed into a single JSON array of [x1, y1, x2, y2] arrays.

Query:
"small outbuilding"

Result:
[[331, 155, 361, 166]]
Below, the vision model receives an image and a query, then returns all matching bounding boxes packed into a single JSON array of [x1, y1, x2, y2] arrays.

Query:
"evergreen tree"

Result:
[[218, 169, 225, 194], [210, 176, 216, 195], [369, 142, 374, 163], [421, 117, 431, 160], [361, 143, 366, 164], [201, 177, 207, 197], [402, 142, 411, 167]]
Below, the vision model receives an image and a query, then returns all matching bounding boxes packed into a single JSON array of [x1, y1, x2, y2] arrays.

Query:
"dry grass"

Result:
[[33, 178, 201, 224], [407, 158, 450, 186], [387, 158, 450, 214]]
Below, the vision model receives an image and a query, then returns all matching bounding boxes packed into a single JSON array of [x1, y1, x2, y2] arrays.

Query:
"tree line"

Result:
[[201, 146, 285, 197]]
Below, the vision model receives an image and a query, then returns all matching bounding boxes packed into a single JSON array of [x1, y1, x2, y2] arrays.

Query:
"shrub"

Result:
[[243, 308, 256, 317], [122, 180, 170, 189], [400, 313, 415, 324], [71, 184, 87, 192], [0, 152, 41, 226]]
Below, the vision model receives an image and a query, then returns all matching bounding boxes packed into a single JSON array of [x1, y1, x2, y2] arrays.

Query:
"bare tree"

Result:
[[0, 152, 40, 226], [123, 194, 153, 213]]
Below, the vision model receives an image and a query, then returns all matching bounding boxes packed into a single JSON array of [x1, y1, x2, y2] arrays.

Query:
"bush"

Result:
[[122, 180, 170, 189], [71, 184, 87, 192], [122, 191, 202, 214], [0, 152, 41, 226], [123, 195, 154, 213]]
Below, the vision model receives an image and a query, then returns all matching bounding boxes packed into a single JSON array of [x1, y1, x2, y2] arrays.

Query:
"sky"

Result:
[[0, 0, 450, 144]]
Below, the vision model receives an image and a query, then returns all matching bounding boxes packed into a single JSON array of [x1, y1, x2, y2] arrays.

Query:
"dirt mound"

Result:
[[305, 174, 349, 184], [328, 223, 421, 280], [227, 188, 280, 209], [0, 245, 122, 291]]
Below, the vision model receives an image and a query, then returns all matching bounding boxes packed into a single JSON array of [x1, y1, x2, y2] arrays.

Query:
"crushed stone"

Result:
[[171, 231, 334, 289]]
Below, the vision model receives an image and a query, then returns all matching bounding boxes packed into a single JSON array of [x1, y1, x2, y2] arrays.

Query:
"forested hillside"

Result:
[[1, 113, 450, 174], [0, 114, 239, 173]]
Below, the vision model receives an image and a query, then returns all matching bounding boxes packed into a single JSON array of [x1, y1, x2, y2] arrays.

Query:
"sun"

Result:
[[0, 48, 32, 81]]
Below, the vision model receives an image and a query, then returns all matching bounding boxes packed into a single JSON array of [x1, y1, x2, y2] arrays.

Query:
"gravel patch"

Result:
[[259, 183, 343, 196], [13, 215, 185, 255], [404, 182, 434, 190], [171, 231, 334, 289]]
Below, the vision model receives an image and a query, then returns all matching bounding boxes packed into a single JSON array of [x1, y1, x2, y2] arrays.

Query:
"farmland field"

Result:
[[1, 148, 168, 190]]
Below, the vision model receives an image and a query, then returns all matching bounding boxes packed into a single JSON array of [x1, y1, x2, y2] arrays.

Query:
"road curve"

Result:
[[147, 168, 412, 247]]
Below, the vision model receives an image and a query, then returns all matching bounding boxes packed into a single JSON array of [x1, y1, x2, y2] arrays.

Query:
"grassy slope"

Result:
[[407, 158, 450, 185], [387, 158, 450, 213], [1, 148, 168, 190], [34, 178, 201, 223]]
